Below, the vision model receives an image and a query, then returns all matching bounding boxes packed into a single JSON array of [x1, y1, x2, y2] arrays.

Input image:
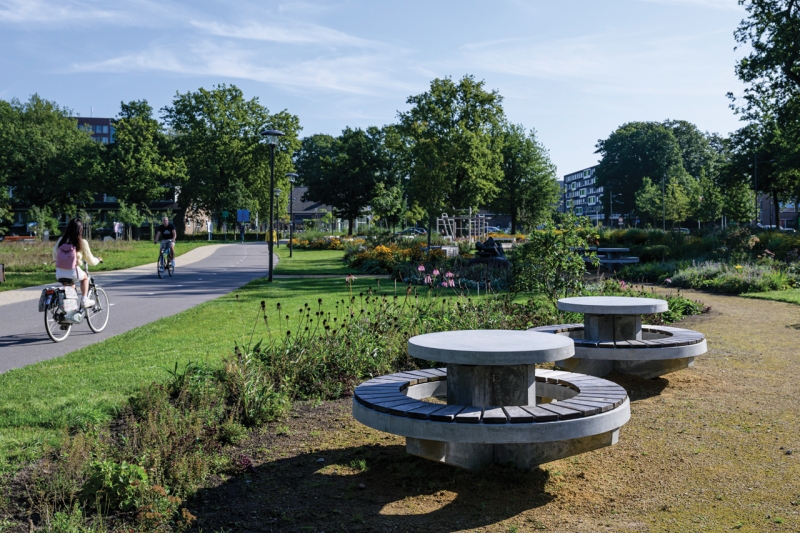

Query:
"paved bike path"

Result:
[[0, 243, 277, 374]]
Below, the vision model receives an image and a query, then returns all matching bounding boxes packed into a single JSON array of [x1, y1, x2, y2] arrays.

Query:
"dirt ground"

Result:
[[185, 289, 800, 533]]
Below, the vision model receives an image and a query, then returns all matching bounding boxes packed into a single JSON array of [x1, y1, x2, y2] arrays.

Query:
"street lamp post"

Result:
[[285, 173, 297, 257], [274, 189, 282, 247], [662, 174, 666, 230], [260, 129, 284, 282]]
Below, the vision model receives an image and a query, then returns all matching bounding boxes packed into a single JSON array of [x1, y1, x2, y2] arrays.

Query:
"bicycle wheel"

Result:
[[87, 287, 110, 333], [45, 305, 71, 342], [157, 253, 165, 278], [167, 255, 174, 276]]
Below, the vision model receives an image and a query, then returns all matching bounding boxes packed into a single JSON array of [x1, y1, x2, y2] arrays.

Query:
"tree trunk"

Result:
[[511, 211, 517, 235], [773, 191, 780, 229], [348, 217, 354, 236], [174, 205, 188, 237]]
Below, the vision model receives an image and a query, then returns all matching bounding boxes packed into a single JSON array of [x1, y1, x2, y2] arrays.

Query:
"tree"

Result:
[[370, 181, 404, 229], [162, 85, 300, 235], [724, 180, 757, 223], [107, 100, 186, 207], [397, 75, 505, 239], [697, 170, 725, 225], [28, 205, 60, 239], [116, 200, 145, 241], [663, 120, 720, 178], [297, 127, 387, 235], [664, 177, 690, 227], [595, 122, 685, 220], [491, 124, 559, 233], [635, 177, 663, 226], [0, 95, 103, 214]]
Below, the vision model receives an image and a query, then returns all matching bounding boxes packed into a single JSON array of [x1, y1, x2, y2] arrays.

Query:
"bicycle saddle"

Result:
[[57, 278, 75, 285]]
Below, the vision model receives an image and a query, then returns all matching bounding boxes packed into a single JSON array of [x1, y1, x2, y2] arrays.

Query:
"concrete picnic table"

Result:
[[352, 329, 631, 470], [531, 296, 707, 379], [595, 247, 639, 271]]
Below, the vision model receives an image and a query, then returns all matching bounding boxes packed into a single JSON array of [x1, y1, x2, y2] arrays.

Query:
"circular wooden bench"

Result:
[[352, 367, 630, 466], [529, 323, 707, 362]]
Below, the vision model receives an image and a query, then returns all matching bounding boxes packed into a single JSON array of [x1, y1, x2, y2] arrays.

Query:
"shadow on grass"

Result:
[[189, 443, 554, 532], [607, 372, 669, 401]]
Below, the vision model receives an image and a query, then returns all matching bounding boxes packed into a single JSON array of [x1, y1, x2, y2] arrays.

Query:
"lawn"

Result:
[[0, 239, 217, 292], [742, 288, 800, 306], [0, 275, 392, 472], [273, 246, 360, 276]]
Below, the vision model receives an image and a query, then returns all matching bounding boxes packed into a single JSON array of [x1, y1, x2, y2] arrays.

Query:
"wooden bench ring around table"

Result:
[[352, 368, 631, 471]]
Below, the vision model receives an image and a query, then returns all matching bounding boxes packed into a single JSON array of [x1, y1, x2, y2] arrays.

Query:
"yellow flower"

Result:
[[735, 265, 742, 269]]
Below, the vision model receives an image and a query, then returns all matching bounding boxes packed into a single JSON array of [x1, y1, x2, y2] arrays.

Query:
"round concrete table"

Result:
[[545, 296, 705, 378], [408, 330, 574, 407]]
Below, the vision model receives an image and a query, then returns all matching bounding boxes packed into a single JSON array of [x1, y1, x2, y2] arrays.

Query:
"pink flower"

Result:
[[432, 269, 440, 276], [417, 265, 425, 272], [620, 280, 627, 290], [441, 281, 448, 287], [448, 279, 455, 287], [424, 275, 432, 284], [664, 278, 672, 284], [445, 271, 454, 278]]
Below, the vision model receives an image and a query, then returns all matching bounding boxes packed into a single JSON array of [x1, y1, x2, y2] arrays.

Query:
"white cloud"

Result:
[[70, 39, 422, 97], [0, 0, 192, 27], [190, 20, 389, 49]]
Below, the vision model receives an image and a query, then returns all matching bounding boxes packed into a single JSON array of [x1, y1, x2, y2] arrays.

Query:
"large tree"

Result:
[[162, 84, 300, 235], [296, 127, 387, 234], [0, 95, 103, 215], [107, 100, 186, 208], [594, 121, 685, 221], [491, 124, 559, 233], [397, 75, 505, 237]]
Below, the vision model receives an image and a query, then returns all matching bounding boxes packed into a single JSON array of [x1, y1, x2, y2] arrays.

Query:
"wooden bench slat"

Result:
[[455, 406, 483, 424], [557, 400, 601, 416], [520, 405, 559, 422], [562, 398, 614, 413], [406, 402, 448, 420], [536, 403, 582, 420], [429, 405, 464, 422], [387, 400, 427, 416], [503, 406, 534, 423], [482, 407, 508, 424]]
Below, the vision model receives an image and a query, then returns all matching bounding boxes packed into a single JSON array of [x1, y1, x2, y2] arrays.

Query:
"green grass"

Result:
[[273, 247, 360, 276], [0, 240, 217, 292], [741, 288, 800, 306], [0, 276, 391, 472]]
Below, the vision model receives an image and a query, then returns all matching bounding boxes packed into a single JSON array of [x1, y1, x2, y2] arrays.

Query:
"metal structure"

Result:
[[260, 129, 284, 282], [436, 210, 489, 241]]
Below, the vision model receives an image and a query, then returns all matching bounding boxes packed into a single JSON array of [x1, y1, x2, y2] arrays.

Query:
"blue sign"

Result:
[[237, 210, 250, 222]]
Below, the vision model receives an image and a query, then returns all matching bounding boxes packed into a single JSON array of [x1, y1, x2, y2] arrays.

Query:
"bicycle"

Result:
[[157, 240, 175, 278], [40, 261, 110, 343]]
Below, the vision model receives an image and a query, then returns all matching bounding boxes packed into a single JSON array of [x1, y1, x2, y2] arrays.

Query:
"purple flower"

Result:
[[432, 269, 440, 276], [441, 281, 448, 287], [664, 278, 672, 284], [417, 265, 425, 272], [445, 271, 454, 278], [448, 279, 455, 287], [424, 275, 432, 284]]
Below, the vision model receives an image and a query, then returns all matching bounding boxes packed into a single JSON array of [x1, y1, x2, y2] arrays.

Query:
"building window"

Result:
[[571, 183, 576, 191], [575, 207, 583, 215], [579, 189, 587, 197], [588, 196, 596, 205]]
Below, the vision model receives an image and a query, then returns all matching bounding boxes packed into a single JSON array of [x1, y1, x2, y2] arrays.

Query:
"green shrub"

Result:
[[81, 460, 149, 512], [669, 261, 795, 293]]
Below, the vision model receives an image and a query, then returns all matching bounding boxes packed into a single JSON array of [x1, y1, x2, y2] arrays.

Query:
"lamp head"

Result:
[[260, 129, 285, 146], [285, 172, 298, 183]]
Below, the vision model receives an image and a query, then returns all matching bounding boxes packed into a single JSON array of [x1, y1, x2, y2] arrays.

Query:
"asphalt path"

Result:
[[0, 242, 277, 374]]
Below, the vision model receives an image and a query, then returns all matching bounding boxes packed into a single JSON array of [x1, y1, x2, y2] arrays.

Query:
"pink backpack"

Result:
[[56, 242, 78, 270]]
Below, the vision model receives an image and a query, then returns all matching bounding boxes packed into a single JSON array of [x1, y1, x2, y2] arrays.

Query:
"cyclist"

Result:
[[52, 218, 102, 309], [154, 216, 177, 267]]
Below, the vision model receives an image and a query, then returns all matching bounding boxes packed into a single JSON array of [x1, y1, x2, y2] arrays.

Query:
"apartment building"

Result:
[[562, 165, 611, 223], [74, 116, 115, 144]]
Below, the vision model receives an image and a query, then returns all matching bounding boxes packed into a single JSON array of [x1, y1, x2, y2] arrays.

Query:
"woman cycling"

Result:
[[52, 218, 102, 309]]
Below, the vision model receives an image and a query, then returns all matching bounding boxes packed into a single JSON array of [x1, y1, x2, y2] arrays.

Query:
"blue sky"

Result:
[[0, 0, 746, 176]]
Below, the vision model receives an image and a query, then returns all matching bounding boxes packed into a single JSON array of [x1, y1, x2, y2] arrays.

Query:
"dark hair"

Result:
[[58, 219, 84, 254]]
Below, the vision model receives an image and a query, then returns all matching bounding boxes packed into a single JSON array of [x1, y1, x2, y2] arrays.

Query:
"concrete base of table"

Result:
[[555, 356, 695, 379], [406, 429, 619, 471]]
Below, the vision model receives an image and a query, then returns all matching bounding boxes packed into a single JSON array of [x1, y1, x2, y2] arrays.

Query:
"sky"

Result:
[[0, 0, 748, 176]]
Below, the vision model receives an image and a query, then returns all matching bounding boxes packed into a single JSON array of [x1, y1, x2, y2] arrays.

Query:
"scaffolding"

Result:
[[436, 210, 489, 241]]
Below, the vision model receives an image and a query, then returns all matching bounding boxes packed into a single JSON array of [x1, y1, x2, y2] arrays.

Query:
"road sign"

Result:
[[237, 210, 250, 223]]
